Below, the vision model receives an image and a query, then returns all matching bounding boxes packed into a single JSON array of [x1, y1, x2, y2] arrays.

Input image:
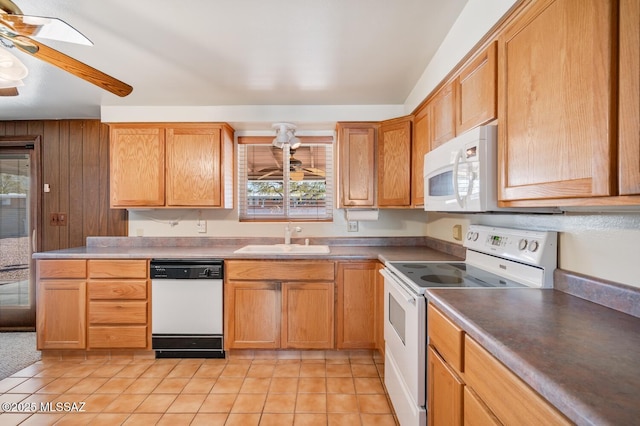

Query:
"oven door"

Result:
[[381, 268, 426, 425]]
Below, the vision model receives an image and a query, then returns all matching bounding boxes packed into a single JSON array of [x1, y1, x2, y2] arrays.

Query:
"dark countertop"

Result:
[[31, 236, 465, 263], [31, 245, 460, 263], [426, 288, 640, 426]]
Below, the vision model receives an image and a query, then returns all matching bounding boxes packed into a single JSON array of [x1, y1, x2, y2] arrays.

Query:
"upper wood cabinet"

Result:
[[429, 82, 456, 151], [412, 104, 429, 206], [619, 0, 640, 195], [110, 126, 165, 207], [378, 116, 412, 207], [455, 41, 497, 135], [336, 123, 378, 207], [498, 0, 616, 203], [109, 123, 234, 209]]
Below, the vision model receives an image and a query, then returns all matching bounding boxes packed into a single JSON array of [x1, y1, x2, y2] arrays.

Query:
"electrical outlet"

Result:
[[453, 224, 462, 241], [197, 220, 207, 233], [347, 221, 358, 232]]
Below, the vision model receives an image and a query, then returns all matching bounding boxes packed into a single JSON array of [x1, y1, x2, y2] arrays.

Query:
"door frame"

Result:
[[0, 136, 42, 330]]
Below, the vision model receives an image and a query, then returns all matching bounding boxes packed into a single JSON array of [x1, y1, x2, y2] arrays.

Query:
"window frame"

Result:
[[238, 135, 334, 222]]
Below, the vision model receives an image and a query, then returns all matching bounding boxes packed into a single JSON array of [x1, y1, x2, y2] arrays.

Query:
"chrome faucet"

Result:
[[284, 222, 302, 245]]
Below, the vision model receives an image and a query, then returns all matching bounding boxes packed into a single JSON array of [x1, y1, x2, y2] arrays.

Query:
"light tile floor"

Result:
[[0, 350, 397, 425]]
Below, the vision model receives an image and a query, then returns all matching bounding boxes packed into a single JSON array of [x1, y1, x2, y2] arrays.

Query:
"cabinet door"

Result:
[[337, 123, 377, 207], [378, 117, 412, 207], [456, 41, 497, 135], [428, 346, 463, 426], [36, 281, 86, 350], [464, 387, 501, 426], [282, 282, 334, 349], [109, 126, 165, 207], [619, 0, 640, 195], [166, 126, 222, 206], [225, 281, 280, 349], [430, 82, 456, 150], [336, 262, 377, 349], [498, 0, 615, 202], [412, 104, 430, 206]]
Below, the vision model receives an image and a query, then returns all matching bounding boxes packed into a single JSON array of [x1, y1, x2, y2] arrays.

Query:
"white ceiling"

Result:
[[0, 0, 468, 124]]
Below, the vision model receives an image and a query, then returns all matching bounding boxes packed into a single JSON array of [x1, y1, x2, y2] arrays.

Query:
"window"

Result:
[[238, 136, 333, 221]]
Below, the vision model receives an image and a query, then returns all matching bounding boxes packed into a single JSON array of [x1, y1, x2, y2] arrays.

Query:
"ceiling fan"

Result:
[[0, 0, 132, 97], [256, 146, 326, 181]]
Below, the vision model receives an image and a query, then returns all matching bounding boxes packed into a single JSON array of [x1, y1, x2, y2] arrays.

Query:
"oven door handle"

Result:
[[380, 268, 417, 303]]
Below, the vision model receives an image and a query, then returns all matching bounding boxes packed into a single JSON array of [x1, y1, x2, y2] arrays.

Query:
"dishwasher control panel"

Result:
[[150, 259, 223, 279]]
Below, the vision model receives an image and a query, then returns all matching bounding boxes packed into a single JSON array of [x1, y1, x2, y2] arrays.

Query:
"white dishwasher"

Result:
[[150, 259, 224, 358]]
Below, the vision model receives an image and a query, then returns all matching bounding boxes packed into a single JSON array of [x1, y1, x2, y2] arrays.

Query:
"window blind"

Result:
[[238, 136, 333, 221]]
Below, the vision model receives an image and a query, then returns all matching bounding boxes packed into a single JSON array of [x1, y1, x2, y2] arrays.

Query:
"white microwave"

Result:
[[424, 125, 498, 212]]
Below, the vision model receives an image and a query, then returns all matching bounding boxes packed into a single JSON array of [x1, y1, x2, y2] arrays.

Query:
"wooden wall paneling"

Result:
[[1, 119, 128, 250], [42, 121, 61, 252], [58, 121, 71, 249], [82, 120, 102, 240], [68, 121, 85, 248]]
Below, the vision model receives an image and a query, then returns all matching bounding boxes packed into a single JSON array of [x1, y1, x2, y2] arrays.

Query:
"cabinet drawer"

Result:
[[88, 280, 148, 300], [226, 260, 335, 281], [38, 260, 86, 279], [465, 336, 570, 425], [88, 301, 148, 324], [428, 304, 464, 372], [88, 326, 148, 348], [88, 260, 148, 279]]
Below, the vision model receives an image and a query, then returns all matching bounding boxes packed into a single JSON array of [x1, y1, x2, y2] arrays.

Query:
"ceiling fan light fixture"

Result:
[[0, 46, 28, 83], [272, 122, 301, 150]]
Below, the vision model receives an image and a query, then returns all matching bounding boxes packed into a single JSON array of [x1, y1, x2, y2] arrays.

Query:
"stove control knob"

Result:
[[472, 232, 479, 241], [466, 231, 473, 240], [518, 239, 528, 251], [529, 240, 540, 252]]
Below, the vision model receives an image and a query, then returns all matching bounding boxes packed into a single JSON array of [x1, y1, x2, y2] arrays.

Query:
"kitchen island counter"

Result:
[[426, 286, 640, 426]]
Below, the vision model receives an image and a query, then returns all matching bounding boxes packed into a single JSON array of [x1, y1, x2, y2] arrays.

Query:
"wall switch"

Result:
[[49, 212, 68, 226], [197, 220, 207, 233], [347, 221, 358, 232]]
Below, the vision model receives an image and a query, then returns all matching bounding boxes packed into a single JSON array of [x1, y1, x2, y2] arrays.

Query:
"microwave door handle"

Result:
[[453, 149, 465, 208]]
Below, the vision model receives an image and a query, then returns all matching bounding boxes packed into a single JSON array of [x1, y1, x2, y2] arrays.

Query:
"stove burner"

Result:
[[420, 275, 464, 285], [402, 264, 428, 269]]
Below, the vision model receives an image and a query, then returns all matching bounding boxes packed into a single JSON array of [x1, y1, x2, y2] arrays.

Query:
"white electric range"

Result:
[[380, 225, 557, 426]]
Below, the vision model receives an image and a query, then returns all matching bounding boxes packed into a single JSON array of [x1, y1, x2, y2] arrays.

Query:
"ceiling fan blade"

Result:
[[0, 13, 92, 45], [13, 35, 132, 97], [303, 167, 326, 177], [0, 87, 18, 96], [257, 170, 280, 180]]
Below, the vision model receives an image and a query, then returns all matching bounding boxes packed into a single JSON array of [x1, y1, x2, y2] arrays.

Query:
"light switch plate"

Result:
[[348, 221, 358, 232]]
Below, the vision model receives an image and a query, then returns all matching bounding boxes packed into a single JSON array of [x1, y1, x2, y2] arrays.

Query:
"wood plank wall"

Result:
[[0, 120, 127, 251]]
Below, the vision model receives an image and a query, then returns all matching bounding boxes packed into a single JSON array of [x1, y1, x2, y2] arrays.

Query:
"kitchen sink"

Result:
[[233, 244, 330, 254]]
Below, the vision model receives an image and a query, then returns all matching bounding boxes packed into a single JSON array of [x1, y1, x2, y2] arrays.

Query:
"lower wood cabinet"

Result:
[[336, 261, 379, 349], [427, 304, 570, 426], [428, 346, 463, 426], [36, 260, 87, 350], [225, 281, 281, 349], [282, 282, 334, 349], [225, 260, 335, 350], [36, 258, 150, 351]]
